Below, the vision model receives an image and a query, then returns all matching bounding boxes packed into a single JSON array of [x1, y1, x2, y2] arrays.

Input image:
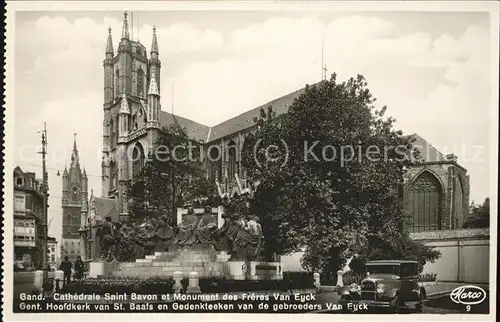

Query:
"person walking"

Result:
[[59, 256, 73, 285], [74, 256, 85, 280]]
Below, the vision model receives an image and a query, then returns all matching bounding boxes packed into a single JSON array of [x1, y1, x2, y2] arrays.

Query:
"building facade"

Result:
[[47, 236, 58, 271], [98, 12, 471, 236], [61, 137, 88, 261], [13, 166, 44, 269]]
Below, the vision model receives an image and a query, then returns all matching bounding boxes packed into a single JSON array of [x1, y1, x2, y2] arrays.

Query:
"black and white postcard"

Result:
[[2, 1, 498, 321]]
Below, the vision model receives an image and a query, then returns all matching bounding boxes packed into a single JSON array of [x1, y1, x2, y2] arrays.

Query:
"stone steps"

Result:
[[109, 247, 230, 279]]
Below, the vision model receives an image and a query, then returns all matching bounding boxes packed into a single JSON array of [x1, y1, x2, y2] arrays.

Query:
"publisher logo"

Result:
[[450, 285, 487, 306]]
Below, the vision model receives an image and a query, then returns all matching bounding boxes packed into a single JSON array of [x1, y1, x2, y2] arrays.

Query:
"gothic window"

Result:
[[408, 171, 443, 233], [242, 134, 255, 179], [227, 141, 237, 180], [110, 119, 115, 149], [453, 177, 464, 229], [137, 68, 144, 98], [132, 143, 145, 178], [208, 146, 221, 183], [115, 69, 120, 96], [109, 161, 117, 191]]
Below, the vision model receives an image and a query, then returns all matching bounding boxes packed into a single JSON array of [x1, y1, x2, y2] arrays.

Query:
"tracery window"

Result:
[[137, 68, 144, 97], [408, 171, 443, 233]]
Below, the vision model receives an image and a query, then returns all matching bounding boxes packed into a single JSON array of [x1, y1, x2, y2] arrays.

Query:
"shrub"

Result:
[[418, 273, 437, 282], [60, 274, 315, 295], [61, 276, 174, 295], [342, 270, 364, 285], [350, 235, 441, 275]]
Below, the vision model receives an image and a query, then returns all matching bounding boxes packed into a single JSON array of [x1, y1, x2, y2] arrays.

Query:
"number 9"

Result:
[[466, 305, 471, 312]]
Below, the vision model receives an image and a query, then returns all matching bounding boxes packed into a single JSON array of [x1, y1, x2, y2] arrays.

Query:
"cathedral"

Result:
[[77, 12, 472, 260]]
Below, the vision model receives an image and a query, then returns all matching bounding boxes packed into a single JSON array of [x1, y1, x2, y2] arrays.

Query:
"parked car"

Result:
[[338, 260, 426, 312], [14, 261, 26, 272]]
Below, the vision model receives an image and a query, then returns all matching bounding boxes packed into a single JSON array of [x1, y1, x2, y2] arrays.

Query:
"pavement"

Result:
[[315, 282, 489, 314], [13, 271, 55, 300]]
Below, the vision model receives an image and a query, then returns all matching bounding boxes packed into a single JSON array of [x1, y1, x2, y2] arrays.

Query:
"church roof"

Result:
[[406, 133, 448, 163], [207, 86, 308, 142], [159, 111, 210, 143], [93, 197, 120, 222], [158, 84, 314, 143]]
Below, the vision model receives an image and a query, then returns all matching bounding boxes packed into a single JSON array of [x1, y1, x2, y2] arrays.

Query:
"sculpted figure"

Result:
[[97, 216, 115, 261], [195, 206, 218, 245], [173, 207, 199, 246], [213, 212, 233, 251], [116, 223, 133, 261], [154, 215, 176, 251], [244, 215, 263, 261]]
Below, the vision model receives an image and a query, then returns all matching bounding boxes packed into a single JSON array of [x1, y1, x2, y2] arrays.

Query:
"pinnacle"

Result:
[[148, 71, 160, 96], [121, 11, 130, 39], [151, 25, 159, 54], [119, 93, 130, 114], [106, 26, 114, 54]]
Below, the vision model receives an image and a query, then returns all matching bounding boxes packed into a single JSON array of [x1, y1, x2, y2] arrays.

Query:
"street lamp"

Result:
[[37, 123, 52, 295]]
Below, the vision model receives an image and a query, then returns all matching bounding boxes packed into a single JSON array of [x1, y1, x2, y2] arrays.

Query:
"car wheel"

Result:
[[415, 291, 425, 313], [390, 295, 400, 313]]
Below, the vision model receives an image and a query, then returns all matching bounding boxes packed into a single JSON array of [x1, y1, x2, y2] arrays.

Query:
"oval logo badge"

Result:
[[449, 285, 487, 305]]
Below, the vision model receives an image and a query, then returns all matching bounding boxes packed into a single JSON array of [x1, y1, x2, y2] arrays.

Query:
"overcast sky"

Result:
[[13, 10, 493, 243]]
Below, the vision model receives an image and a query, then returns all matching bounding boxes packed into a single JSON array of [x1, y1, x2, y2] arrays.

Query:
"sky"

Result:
[[13, 10, 493, 245]]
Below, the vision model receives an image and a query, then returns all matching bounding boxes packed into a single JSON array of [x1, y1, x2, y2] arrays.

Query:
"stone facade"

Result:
[[61, 137, 88, 262], [13, 166, 45, 269], [403, 135, 470, 232], [99, 13, 470, 237]]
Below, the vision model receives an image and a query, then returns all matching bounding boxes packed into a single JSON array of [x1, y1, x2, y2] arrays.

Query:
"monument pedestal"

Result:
[[89, 261, 119, 278]]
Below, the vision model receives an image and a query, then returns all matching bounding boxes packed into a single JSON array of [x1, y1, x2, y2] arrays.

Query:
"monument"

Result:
[[89, 180, 283, 283]]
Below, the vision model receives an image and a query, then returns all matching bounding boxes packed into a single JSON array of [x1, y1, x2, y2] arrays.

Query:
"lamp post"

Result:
[[36, 122, 52, 294], [38, 122, 50, 272]]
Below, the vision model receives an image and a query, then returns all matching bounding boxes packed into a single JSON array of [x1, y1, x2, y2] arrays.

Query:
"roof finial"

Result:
[[121, 11, 130, 39], [106, 26, 114, 54], [151, 25, 159, 54]]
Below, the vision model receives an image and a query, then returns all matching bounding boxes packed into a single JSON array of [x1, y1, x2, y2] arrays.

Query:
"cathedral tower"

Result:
[[101, 12, 162, 221], [61, 135, 88, 261]]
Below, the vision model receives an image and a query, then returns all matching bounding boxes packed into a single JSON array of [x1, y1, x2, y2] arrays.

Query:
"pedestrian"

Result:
[[74, 256, 85, 280], [59, 256, 72, 285]]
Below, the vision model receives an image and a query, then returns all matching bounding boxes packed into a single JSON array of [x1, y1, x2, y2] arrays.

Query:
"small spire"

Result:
[[83, 168, 87, 178], [73, 133, 78, 152], [121, 11, 130, 39], [63, 167, 69, 177], [151, 25, 159, 54], [148, 71, 159, 96], [71, 134, 79, 165], [119, 93, 130, 114], [106, 26, 114, 54]]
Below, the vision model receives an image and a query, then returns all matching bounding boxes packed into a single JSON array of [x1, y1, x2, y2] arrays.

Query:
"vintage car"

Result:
[[338, 260, 426, 312]]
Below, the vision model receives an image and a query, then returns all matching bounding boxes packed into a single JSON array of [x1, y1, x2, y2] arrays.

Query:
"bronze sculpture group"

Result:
[[96, 205, 264, 263]]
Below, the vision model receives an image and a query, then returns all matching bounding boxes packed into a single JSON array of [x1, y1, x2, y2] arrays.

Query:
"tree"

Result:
[[348, 235, 441, 274], [242, 74, 439, 279], [128, 124, 217, 223], [464, 198, 490, 228]]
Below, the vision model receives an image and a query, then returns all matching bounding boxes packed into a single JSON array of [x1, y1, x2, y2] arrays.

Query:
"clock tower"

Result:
[[61, 134, 88, 261]]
